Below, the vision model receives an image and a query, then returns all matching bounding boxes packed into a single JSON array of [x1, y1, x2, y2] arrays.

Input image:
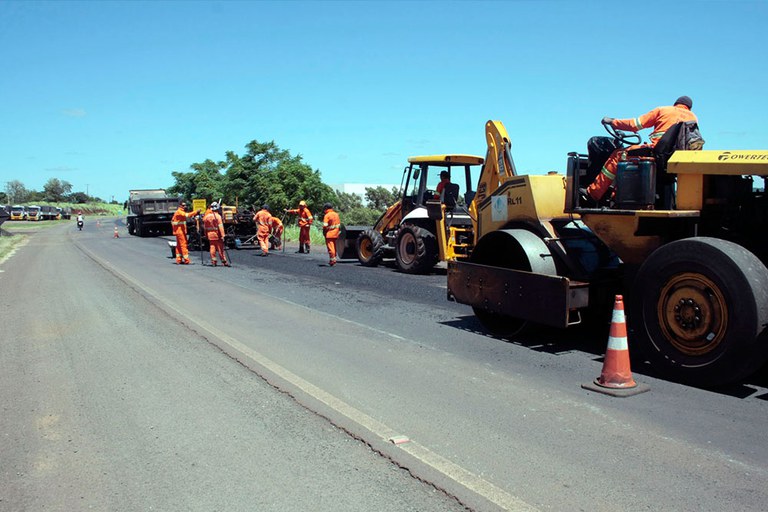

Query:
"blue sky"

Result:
[[1, 0, 766, 202]]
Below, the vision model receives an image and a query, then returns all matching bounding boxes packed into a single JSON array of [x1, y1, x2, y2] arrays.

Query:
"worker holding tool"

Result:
[[270, 215, 284, 251], [285, 200, 314, 253], [171, 200, 200, 265], [584, 95, 699, 204], [253, 204, 273, 257], [203, 202, 229, 266], [322, 202, 341, 267]]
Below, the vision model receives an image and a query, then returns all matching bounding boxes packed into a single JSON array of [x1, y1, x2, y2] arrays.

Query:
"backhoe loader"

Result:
[[447, 120, 768, 387], [350, 154, 484, 273]]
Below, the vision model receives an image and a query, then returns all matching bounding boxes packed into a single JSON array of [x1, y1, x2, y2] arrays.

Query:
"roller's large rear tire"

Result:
[[629, 237, 768, 387], [395, 225, 438, 274], [357, 229, 385, 267]]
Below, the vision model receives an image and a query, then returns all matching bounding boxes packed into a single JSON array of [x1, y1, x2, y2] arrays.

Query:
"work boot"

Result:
[[295, 249, 304, 253], [304, 244, 310, 253], [182, 259, 190, 265], [211, 260, 217, 266], [329, 258, 336, 267], [223, 261, 230, 267]]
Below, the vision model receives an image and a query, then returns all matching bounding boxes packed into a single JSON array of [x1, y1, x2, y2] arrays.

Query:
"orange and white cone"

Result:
[[595, 295, 636, 388], [113, 226, 120, 238], [582, 295, 649, 397]]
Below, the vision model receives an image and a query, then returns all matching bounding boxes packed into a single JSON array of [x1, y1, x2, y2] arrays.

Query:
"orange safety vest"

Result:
[[253, 209, 272, 235], [613, 104, 698, 147], [323, 209, 341, 239], [203, 211, 224, 241], [287, 206, 314, 227], [171, 207, 195, 234]]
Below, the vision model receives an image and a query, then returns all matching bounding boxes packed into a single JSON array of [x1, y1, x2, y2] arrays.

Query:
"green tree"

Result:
[[223, 140, 334, 213], [167, 159, 226, 201], [43, 178, 73, 202], [5, 180, 28, 204], [69, 191, 89, 204], [333, 190, 363, 212], [364, 186, 399, 211]]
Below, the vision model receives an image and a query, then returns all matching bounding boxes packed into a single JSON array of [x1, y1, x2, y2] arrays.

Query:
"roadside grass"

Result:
[[1, 220, 66, 232], [0, 232, 27, 263]]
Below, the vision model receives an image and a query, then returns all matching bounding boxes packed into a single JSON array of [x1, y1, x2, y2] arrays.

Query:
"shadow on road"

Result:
[[442, 314, 768, 400]]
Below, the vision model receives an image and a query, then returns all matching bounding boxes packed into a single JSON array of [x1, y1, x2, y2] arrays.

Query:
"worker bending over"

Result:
[[322, 203, 341, 267], [171, 200, 200, 265], [270, 215, 284, 250], [285, 200, 313, 253], [253, 204, 273, 257], [585, 95, 699, 203], [203, 202, 229, 266]]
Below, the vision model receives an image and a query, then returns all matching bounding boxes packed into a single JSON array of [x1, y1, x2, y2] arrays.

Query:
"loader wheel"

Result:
[[629, 237, 768, 387], [395, 225, 438, 274], [357, 229, 385, 267], [470, 229, 557, 337]]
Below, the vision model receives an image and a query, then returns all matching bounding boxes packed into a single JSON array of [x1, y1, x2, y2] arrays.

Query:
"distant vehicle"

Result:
[[126, 189, 180, 237], [10, 205, 27, 221], [0, 205, 10, 226], [59, 207, 71, 220], [25, 205, 41, 221], [40, 205, 59, 220]]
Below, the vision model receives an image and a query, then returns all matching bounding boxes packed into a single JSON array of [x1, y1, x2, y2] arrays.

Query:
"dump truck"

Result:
[[126, 189, 180, 237], [447, 120, 768, 387], [40, 205, 59, 220], [348, 155, 484, 273]]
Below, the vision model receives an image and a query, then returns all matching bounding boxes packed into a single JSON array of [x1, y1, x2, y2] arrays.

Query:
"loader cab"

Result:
[[401, 155, 483, 221]]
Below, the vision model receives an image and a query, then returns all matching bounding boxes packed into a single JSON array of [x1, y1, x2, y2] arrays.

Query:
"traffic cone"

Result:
[[113, 226, 120, 238], [582, 295, 649, 397]]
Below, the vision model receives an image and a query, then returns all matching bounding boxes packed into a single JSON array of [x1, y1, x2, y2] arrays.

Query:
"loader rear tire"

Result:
[[357, 229, 385, 267], [629, 237, 768, 387], [395, 225, 438, 274]]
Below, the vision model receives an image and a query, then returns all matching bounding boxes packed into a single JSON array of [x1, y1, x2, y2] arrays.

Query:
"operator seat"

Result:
[[442, 183, 460, 211]]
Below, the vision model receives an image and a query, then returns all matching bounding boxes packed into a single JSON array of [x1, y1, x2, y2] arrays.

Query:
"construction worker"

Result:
[[203, 202, 229, 266], [322, 202, 341, 267], [171, 201, 200, 264], [253, 204, 273, 256], [434, 170, 451, 199], [585, 95, 699, 203], [285, 200, 314, 253], [270, 215, 284, 250]]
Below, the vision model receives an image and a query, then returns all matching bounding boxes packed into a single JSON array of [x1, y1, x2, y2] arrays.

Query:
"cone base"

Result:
[[581, 380, 650, 398]]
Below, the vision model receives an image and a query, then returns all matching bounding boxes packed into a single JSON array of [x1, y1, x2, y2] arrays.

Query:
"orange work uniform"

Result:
[[285, 202, 314, 253], [587, 104, 698, 202], [171, 205, 198, 264], [270, 216, 284, 250], [322, 208, 341, 266], [203, 209, 228, 266], [253, 208, 273, 255]]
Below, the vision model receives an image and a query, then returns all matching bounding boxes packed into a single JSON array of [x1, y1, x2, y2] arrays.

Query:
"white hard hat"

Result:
[[210, 202, 219, 209]]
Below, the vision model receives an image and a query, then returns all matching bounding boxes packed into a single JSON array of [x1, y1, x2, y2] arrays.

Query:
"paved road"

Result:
[[0, 223, 466, 512], [3, 218, 768, 511]]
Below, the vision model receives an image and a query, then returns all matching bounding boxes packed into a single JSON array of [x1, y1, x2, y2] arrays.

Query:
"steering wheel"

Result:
[[603, 121, 641, 146]]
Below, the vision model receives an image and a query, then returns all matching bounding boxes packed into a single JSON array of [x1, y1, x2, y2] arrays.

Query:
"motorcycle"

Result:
[[77, 219, 84, 231]]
